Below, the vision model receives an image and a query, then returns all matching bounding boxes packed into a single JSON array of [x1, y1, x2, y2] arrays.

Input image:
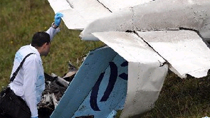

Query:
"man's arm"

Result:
[[46, 13, 63, 41], [46, 25, 60, 41]]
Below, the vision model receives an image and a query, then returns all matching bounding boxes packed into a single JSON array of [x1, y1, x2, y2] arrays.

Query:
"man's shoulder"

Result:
[[23, 54, 42, 66], [16, 45, 41, 62]]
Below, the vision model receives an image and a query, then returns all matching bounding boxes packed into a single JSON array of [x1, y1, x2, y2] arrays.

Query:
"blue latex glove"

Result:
[[31, 117, 38, 118], [54, 12, 63, 27]]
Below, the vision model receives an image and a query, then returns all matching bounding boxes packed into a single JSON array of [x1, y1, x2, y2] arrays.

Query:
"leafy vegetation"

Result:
[[1, 0, 210, 117]]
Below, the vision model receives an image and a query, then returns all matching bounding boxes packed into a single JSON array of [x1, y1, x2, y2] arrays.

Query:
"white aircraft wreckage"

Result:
[[47, 0, 210, 117]]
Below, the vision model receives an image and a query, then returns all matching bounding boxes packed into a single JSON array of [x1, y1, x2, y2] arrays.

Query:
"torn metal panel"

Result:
[[48, 0, 111, 29], [51, 47, 118, 118], [72, 53, 127, 118], [136, 30, 210, 78], [80, 0, 210, 41], [92, 31, 165, 64], [121, 62, 168, 118]]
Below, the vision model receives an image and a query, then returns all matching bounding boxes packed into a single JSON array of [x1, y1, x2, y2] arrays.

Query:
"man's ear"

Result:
[[42, 42, 48, 48], [45, 42, 51, 46]]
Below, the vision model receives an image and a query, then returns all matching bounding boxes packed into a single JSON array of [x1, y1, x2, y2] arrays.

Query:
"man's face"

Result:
[[40, 42, 51, 56]]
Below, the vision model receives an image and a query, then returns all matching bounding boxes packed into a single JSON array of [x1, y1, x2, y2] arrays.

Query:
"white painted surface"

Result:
[[121, 62, 168, 117], [93, 31, 165, 64], [81, 0, 210, 41], [137, 30, 210, 78], [48, 0, 111, 29], [99, 0, 153, 12]]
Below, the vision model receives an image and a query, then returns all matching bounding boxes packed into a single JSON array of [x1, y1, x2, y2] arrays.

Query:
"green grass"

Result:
[[1, 0, 210, 118]]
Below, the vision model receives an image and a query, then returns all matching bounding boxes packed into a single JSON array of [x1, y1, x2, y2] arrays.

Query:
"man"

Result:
[[9, 13, 63, 118]]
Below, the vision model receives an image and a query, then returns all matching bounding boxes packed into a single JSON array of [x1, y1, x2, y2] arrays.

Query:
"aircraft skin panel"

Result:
[[50, 47, 118, 118], [80, 0, 210, 41], [48, 0, 86, 29], [93, 30, 210, 78], [60, 9, 88, 30], [48, 0, 112, 30], [48, 0, 70, 13], [66, 0, 111, 21], [98, 0, 153, 12], [121, 62, 168, 117], [92, 31, 165, 64], [132, 2, 209, 32], [72, 54, 128, 118], [137, 30, 210, 78]]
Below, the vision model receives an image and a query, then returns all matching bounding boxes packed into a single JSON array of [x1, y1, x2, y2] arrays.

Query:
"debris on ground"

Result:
[[38, 61, 77, 118]]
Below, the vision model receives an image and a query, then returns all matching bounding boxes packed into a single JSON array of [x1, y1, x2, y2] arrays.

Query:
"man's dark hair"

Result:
[[31, 32, 50, 47]]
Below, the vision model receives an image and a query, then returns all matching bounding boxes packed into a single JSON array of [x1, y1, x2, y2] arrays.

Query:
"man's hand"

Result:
[[54, 12, 63, 27]]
